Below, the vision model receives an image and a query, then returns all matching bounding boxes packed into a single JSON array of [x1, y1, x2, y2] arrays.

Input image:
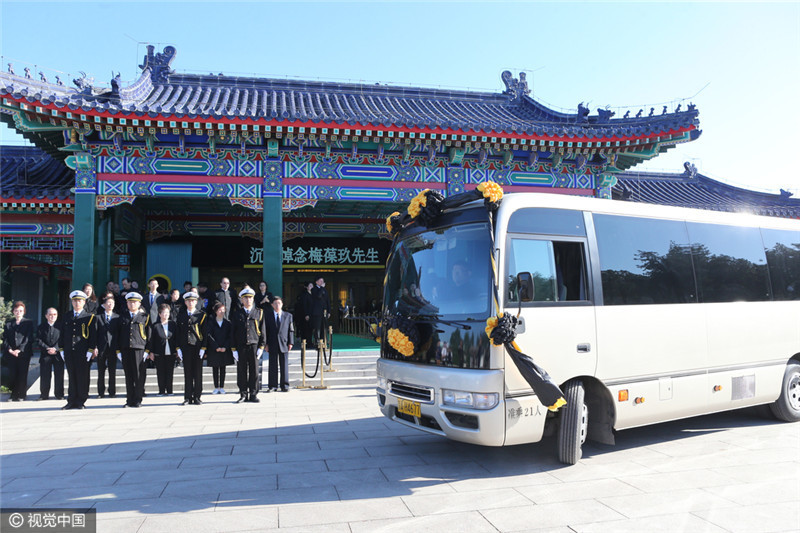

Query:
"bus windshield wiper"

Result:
[[411, 314, 473, 330]]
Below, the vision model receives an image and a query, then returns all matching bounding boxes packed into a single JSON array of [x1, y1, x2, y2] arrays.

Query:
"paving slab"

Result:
[[2, 390, 798, 532]]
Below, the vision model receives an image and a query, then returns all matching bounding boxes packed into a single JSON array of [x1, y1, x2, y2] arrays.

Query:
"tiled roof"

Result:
[[0, 46, 699, 141], [0, 145, 74, 200], [614, 166, 800, 219]]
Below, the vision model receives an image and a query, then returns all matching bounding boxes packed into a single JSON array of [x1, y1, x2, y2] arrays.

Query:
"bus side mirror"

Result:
[[517, 272, 534, 302]]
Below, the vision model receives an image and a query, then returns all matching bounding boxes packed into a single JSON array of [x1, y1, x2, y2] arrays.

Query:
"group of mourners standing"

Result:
[[2, 275, 331, 409]]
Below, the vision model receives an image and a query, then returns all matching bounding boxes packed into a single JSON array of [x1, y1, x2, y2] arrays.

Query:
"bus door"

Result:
[[504, 235, 598, 394]]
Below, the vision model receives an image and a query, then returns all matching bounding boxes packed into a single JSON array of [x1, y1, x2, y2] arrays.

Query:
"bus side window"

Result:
[[507, 238, 588, 303]]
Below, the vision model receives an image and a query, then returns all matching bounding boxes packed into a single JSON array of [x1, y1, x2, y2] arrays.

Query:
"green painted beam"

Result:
[[262, 196, 283, 297], [72, 193, 96, 287]]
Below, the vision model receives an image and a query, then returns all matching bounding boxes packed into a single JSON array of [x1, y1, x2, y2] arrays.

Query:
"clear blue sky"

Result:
[[2, 1, 798, 194]]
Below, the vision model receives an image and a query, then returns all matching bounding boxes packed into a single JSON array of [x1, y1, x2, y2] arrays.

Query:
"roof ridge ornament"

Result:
[[139, 45, 176, 84], [501, 71, 530, 103]]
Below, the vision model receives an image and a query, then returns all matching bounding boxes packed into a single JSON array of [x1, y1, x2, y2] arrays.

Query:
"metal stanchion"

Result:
[[313, 338, 328, 389], [295, 339, 311, 389], [326, 325, 336, 372]]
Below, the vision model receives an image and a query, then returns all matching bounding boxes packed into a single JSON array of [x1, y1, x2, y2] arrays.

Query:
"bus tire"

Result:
[[557, 379, 588, 465], [769, 362, 800, 422]]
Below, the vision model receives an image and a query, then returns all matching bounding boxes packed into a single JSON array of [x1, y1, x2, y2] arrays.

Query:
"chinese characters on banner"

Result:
[[248, 245, 384, 266]]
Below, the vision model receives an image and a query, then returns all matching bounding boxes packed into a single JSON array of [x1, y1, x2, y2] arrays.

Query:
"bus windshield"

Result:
[[385, 222, 492, 319]]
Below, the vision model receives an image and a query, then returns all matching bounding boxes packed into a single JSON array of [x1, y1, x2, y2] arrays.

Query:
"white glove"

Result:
[[60, 350, 65, 361], [117, 352, 122, 362], [86, 351, 93, 361], [257, 348, 263, 359], [199, 349, 205, 357], [232, 350, 239, 363], [177, 348, 183, 361], [142, 352, 148, 362]]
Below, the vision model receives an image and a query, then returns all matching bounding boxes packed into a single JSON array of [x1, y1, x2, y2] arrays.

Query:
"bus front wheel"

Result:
[[557, 379, 588, 465], [769, 362, 800, 422]]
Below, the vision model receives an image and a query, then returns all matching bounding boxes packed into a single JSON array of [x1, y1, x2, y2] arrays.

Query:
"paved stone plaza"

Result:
[[1, 388, 798, 532]]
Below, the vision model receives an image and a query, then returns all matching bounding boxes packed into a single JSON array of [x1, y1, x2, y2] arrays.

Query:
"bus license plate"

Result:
[[397, 399, 421, 417]]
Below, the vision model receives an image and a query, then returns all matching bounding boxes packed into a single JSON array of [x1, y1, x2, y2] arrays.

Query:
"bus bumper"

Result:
[[376, 359, 507, 446]]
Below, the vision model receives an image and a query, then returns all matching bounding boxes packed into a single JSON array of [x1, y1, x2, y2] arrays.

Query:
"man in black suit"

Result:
[[60, 290, 98, 410], [231, 287, 265, 403], [211, 277, 238, 319], [143, 278, 165, 324], [310, 276, 330, 345], [37, 307, 63, 400], [117, 292, 151, 408], [96, 293, 121, 398], [265, 296, 294, 392]]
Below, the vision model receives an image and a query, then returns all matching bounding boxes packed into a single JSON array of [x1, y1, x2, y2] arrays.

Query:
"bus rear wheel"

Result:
[[557, 379, 588, 465], [769, 362, 800, 422]]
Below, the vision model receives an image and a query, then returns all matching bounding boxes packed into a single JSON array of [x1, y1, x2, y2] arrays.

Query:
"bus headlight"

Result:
[[377, 376, 387, 390], [442, 389, 499, 410]]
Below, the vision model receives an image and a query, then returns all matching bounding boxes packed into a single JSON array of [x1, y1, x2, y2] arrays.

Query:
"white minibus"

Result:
[[377, 192, 800, 464]]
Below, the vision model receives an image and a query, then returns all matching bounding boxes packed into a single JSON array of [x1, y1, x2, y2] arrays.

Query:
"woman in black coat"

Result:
[[2, 301, 35, 401], [204, 301, 234, 394], [146, 303, 177, 396], [256, 281, 274, 312], [83, 283, 99, 315]]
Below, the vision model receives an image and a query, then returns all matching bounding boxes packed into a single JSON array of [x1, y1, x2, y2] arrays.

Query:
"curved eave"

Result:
[[1, 70, 700, 143], [1, 94, 700, 149]]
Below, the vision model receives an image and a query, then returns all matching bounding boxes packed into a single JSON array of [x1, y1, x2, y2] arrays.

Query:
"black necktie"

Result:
[[276, 314, 280, 328]]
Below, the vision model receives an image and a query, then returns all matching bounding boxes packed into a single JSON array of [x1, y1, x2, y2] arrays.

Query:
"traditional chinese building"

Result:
[[1, 45, 703, 316]]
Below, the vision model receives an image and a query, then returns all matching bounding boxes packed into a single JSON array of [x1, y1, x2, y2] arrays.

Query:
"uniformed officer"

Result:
[[117, 292, 151, 408], [231, 287, 266, 403], [60, 290, 98, 410], [176, 292, 206, 405]]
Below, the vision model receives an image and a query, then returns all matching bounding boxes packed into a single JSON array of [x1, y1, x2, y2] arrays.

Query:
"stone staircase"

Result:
[[288, 348, 379, 388], [25, 347, 379, 397]]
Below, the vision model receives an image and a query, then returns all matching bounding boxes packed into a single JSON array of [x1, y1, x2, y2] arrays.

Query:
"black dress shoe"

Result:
[[61, 404, 73, 410], [249, 395, 260, 403], [98, 394, 105, 398], [76, 405, 85, 409], [182, 400, 190, 405], [235, 396, 246, 404], [37, 396, 48, 401], [55, 396, 64, 400], [194, 398, 203, 405], [108, 394, 116, 398], [280, 386, 289, 392]]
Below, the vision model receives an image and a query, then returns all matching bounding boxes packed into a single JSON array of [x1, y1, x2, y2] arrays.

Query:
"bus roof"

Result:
[[497, 193, 800, 230]]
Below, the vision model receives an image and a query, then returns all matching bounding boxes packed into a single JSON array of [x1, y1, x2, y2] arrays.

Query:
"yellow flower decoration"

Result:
[[387, 328, 415, 357], [407, 189, 430, 219], [548, 397, 567, 412], [386, 212, 400, 233], [485, 312, 504, 346], [369, 322, 382, 343], [477, 181, 504, 203]]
